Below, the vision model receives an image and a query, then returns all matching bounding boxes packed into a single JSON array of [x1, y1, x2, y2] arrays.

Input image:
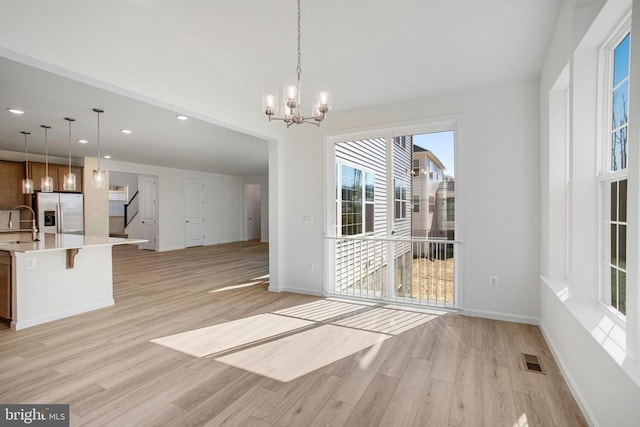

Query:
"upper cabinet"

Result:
[[29, 162, 83, 192], [0, 160, 26, 209]]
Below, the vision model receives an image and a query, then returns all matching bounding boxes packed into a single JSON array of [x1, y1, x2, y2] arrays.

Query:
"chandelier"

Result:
[[262, 0, 332, 127]]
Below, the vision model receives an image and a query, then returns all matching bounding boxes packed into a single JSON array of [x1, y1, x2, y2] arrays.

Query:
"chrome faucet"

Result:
[[9, 205, 39, 241]]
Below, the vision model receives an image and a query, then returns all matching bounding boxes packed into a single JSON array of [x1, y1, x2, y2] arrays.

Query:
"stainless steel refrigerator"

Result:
[[34, 192, 84, 235]]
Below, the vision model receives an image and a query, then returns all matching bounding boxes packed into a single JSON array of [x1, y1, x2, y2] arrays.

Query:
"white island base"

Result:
[[2, 233, 145, 330]]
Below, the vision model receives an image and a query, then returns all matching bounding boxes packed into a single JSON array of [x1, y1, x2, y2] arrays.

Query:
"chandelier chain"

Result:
[[296, 0, 302, 82]]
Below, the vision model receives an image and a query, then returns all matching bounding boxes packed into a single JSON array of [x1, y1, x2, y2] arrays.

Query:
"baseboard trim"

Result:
[[538, 321, 598, 427], [460, 308, 538, 325], [268, 285, 325, 297], [11, 299, 115, 331]]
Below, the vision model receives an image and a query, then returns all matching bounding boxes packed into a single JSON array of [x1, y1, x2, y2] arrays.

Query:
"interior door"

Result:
[[184, 178, 205, 247], [245, 184, 261, 240], [139, 175, 158, 250]]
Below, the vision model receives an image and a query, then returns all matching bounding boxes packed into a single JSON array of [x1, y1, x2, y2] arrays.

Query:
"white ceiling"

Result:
[[0, 0, 562, 176]]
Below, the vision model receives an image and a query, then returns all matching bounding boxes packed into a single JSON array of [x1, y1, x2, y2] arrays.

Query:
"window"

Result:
[[339, 163, 374, 235], [394, 136, 407, 150], [447, 197, 455, 221], [413, 159, 420, 176], [394, 179, 407, 220], [108, 186, 128, 216], [365, 172, 375, 233], [601, 29, 630, 316], [611, 34, 630, 171], [413, 195, 420, 213], [428, 195, 435, 213]]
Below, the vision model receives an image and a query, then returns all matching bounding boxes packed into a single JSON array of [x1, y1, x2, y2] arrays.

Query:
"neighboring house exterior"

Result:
[[411, 146, 454, 239]]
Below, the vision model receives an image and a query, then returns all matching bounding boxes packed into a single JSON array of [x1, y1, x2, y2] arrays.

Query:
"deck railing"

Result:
[[326, 236, 461, 309]]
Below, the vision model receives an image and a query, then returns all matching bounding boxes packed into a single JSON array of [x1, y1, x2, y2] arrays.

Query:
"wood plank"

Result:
[[449, 382, 483, 427], [309, 399, 354, 427], [482, 364, 517, 427], [343, 373, 400, 427], [379, 358, 432, 426], [413, 378, 454, 427]]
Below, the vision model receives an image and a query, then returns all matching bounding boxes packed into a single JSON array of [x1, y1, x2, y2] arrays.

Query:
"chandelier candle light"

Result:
[[92, 108, 106, 188], [263, 0, 332, 127], [21, 131, 33, 194], [63, 117, 77, 191], [41, 125, 54, 193]]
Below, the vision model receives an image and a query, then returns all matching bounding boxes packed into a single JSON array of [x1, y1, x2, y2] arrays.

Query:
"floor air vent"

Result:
[[522, 353, 545, 374]]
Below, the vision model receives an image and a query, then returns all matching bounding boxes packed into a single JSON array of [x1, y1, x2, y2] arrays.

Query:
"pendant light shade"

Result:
[[92, 108, 106, 188], [63, 117, 77, 191], [21, 131, 33, 194], [40, 125, 54, 193]]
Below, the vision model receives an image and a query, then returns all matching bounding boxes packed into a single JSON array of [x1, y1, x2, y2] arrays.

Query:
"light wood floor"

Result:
[[0, 242, 587, 426]]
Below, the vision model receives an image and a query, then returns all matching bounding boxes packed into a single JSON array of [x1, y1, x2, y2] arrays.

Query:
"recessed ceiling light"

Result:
[[78, 139, 89, 144], [176, 115, 188, 121], [120, 129, 132, 134], [103, 155, 112, 159], [7, 108, 24, 115]]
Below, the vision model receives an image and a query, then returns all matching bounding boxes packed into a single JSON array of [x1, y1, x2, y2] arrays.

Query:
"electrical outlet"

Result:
[[489, 276, 499, 287], [308, 262, 315, 271], [26, 258, 36, 269]]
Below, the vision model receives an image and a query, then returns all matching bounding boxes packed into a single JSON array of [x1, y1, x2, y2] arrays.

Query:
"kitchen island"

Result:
[[0, 232, 145, 330]]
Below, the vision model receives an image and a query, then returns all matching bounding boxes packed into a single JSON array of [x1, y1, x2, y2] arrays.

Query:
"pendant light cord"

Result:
[[65, 117, 75, 174], [68, 120, 72, 173], [22, 131, 30, 180], [296, 0, 302, 82], [41, 125, 51, 177]]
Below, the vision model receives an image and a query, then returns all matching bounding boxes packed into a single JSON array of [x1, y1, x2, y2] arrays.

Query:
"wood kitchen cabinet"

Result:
[[0, 251, 11, 320], [29, 162, 83, 192], [0, 160, 26, 209]]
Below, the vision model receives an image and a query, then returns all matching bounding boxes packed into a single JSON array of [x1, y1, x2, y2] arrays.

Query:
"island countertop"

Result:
[[0, 232, 146, 253]]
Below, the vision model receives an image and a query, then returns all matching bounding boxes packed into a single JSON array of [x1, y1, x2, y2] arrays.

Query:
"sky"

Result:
[[413, 131, 455, 177]]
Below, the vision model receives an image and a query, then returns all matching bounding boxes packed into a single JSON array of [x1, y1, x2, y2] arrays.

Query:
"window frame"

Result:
[[337, 161, 376, 236], [394, 178, 407, 221], [598, 21, 631, 319]]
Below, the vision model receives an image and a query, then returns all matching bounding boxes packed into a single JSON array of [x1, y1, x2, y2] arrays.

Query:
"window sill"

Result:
[[540, 276, 640, 389]]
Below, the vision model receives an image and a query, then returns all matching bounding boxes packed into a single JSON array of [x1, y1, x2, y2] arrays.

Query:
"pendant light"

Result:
[[63, 117, 77, 191], [262, 0, 332, 127], [92, 108, 105, 188], [21, 131, 34, 194], [41, 125, 54, 192]]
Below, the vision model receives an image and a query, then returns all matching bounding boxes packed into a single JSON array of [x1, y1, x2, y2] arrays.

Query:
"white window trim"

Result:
[[336, 160, 376, 237], [597, 18, 631, 320]]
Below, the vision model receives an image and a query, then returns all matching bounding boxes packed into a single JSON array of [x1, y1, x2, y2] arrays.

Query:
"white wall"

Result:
[[83, 157, 109, 237], [105, 159, 247, 251], [110, 171, 139, 196], [539, 0, 640, 425], [272, 80, 541, 322]]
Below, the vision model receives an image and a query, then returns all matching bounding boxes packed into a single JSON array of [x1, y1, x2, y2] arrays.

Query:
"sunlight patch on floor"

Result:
[[150, 313, 312, 357], [209, 281, 264, 293], [216, 324, 389, 382], [274, 299, 366, 322], [333, 307, 436, 335], [151, 298, 443, 382]]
